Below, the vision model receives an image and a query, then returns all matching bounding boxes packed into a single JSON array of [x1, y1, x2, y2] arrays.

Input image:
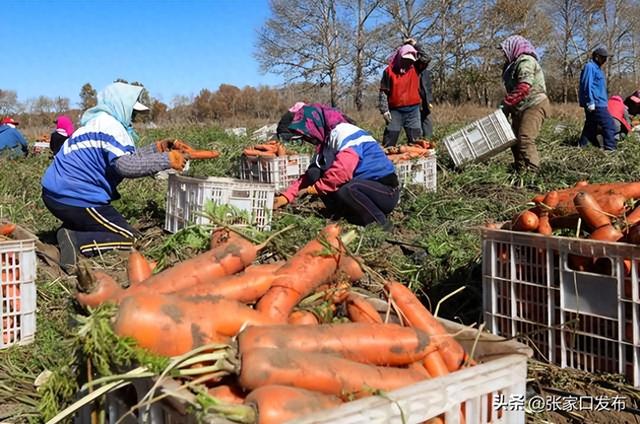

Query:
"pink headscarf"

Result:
[[55, 115, 75, 137], [500, 35, 538, 63], [389, 44, 418, 73]]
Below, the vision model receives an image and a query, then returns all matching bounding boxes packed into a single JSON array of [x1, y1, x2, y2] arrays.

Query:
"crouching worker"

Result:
[[273, 104, 400, 231], [41, 82, 191, 271]]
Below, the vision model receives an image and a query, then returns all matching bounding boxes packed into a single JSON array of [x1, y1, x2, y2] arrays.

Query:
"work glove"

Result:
[[273, 195, 289, 209], [156, 138, 195, 153], [587, 103, 596, 112], [382, 111, 392, 125], [167, 151, 187, 171], [305, 185, 319, 196]]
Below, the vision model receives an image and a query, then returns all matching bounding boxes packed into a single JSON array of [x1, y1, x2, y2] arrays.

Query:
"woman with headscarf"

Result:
[[273, 105, 399, 231], [500, 35, 550, 171], [41, 82, 192, 271], [378, 44, 423, 147], [49, 115, 75, 155]]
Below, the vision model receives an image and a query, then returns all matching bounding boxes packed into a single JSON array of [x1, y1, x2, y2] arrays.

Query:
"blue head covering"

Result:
[[80, 82, 144, 141]]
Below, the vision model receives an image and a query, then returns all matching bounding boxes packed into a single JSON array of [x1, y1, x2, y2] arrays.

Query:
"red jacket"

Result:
[[384, 66, 421, 109], [608, 96, 632, 132]]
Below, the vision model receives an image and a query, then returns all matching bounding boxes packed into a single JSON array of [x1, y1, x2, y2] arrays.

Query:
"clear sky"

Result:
[[0, 0, 281, 107]]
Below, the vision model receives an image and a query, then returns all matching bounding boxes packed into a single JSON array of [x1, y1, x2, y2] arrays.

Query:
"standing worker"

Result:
[[404, 38, 435, 138], [578, 47, 617, 150], [499, 35, 550, 172], [0, 117, 28, 158], [379, 44, 422, 147], [41, 82, 192, 271]]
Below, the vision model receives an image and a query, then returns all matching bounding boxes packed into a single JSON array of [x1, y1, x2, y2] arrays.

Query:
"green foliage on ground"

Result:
[[1, 119, 639, 421]]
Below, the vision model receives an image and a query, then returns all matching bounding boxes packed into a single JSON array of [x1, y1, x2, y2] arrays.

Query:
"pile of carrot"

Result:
[[76, 225, 474, 423], [488, 180, 640, 274], [384, 140, 435, 163], [1, 222, 22, 346], [243, 140, 292, 158]]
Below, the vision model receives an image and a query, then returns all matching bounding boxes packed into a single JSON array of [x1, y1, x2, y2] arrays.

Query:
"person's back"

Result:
[[579, 60, 608, 109], [0, 118, 28, 158]]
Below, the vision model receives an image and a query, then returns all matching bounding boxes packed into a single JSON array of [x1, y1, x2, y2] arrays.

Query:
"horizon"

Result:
[[1, 0, 282, 107]]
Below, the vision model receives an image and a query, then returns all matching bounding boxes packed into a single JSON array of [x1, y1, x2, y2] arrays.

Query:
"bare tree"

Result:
[[255, 0, 348, 107], [0, 90, 19, 116]]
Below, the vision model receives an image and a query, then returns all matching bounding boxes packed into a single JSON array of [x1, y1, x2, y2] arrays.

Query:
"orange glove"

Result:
[[156, 139, 195, 153], [273, 195, 289, 209], [168, 151, 187, 171], [156, 138, 175, 152], [171, 139, 195, 153], [306, 185, 319, 196]]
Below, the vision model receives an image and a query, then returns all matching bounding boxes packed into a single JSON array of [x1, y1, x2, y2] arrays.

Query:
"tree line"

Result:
[[2, 0, 638, 128]]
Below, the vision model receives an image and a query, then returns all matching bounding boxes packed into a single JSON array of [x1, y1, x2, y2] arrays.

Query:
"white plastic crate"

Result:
[[239, 154, 311, 192], [395, 152, 437, 191], [0, 237, 37, 349], [89, 320, 530, 424], [482, 227, 640, 386], [164, 174, 275, 233], [443, 110, 516, 167]]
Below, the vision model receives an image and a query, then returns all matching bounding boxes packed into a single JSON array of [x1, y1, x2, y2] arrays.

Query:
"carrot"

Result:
[[207, 384, 246, 405], [148, 260, 158, 272], [239, 348, 425, 397], [187, 149, 220, 160], [276, 144, 287, 157], [346, 294, 383, 324], [385, 281, 466, 373], [244, 149, 276, 158], [590, 224, 623, 242], [3, 284, 20, 312], [575, 180, 589, 187], [127, 249, 153, 285], [574, 192, 610, 230], [511, 210, 539, 232], [76, 230, 262, 306], [537, 191, 559, 235], [287, 310, 319, 325], [113, 293, 276, 356], [245, 385, 341, 424], [238, 323, 435, 366], [175, 263, 282, 303], [407, 361, 431, 379], [0, 223, 16, 237], [624, 207, 640, 227], [337, 256, 364, 282], [75, 271, 122, 308], [256, 224, 344, 322], [596, 193, 627, 218]]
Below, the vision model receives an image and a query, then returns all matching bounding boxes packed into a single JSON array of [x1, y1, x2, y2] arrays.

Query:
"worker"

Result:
[[0, 117, 28, 158]]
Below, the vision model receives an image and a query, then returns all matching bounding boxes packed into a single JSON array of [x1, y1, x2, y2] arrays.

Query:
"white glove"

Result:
[[383, 111, 392, 124], [587, 103, 595, 112]]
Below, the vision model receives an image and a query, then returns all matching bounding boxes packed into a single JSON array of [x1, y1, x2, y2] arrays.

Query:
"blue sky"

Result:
[[1, 0, 281, 107]]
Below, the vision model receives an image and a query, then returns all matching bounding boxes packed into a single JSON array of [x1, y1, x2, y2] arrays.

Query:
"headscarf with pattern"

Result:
[[288, 104, 350, 145], [500, 35, 538, 63]]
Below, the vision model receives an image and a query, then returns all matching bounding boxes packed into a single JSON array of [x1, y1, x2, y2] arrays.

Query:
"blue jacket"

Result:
[[579, 60, 608, 108], [0, 125, 28, 156]]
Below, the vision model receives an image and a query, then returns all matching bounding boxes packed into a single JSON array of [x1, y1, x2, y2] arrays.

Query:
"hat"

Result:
[[401, 51, 417, 61], [1, 117, 18, 125], [593, 47, 610, 57], [133, 101, 149, 112]]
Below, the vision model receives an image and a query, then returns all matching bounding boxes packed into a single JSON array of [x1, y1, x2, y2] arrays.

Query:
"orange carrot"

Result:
[[590, 224, 623, 242], [207, 384, 246, 405], [574, 192, 610, 230], [575, 180, 589, 187], [75, 271, 122, 308], [187, 149, 220, 160], [245, 385, 341, 424], [0, 223, 16, 237], [256, 225, 344, 322], [239, 348, 425, 397], [243, 149, 276, 158], [238, 323, 435, 366], [511, 210, 539, 232], [337, 256, 364, 282], [113, 293, 276, 356], [385, 281, 466, 373], [537, 191, 559, 235], [3, 284, 20, 312], [346, 294, 383, 324], [407, 361, 431, 379], [287, 310, 319, 325], [76, 230, 261, 307], [175, 263, 282, 303], [127, 249, 153, 285]]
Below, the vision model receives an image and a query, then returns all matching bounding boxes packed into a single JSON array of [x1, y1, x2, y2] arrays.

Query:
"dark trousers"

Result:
[[579, 107, 617, 150], [382, 106, 422, 147], [421, 109, 433, 138], [42, 192, 137, 255], [328, 180, 399, 226]]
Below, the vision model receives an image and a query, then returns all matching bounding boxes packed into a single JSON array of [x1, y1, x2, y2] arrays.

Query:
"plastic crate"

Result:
[[395, 152, 437, 191], [0, 237, 37, 348], [239, 154, 311, 192], [443, 110, 516, 167], [482, 227, 640, 386], [87, 320, 530, 424], [164, 174, 275, 233]]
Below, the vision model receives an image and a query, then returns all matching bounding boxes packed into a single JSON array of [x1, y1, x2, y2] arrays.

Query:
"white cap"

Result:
[[133, 101, 150, 111], [402, 52, 417, 61]]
